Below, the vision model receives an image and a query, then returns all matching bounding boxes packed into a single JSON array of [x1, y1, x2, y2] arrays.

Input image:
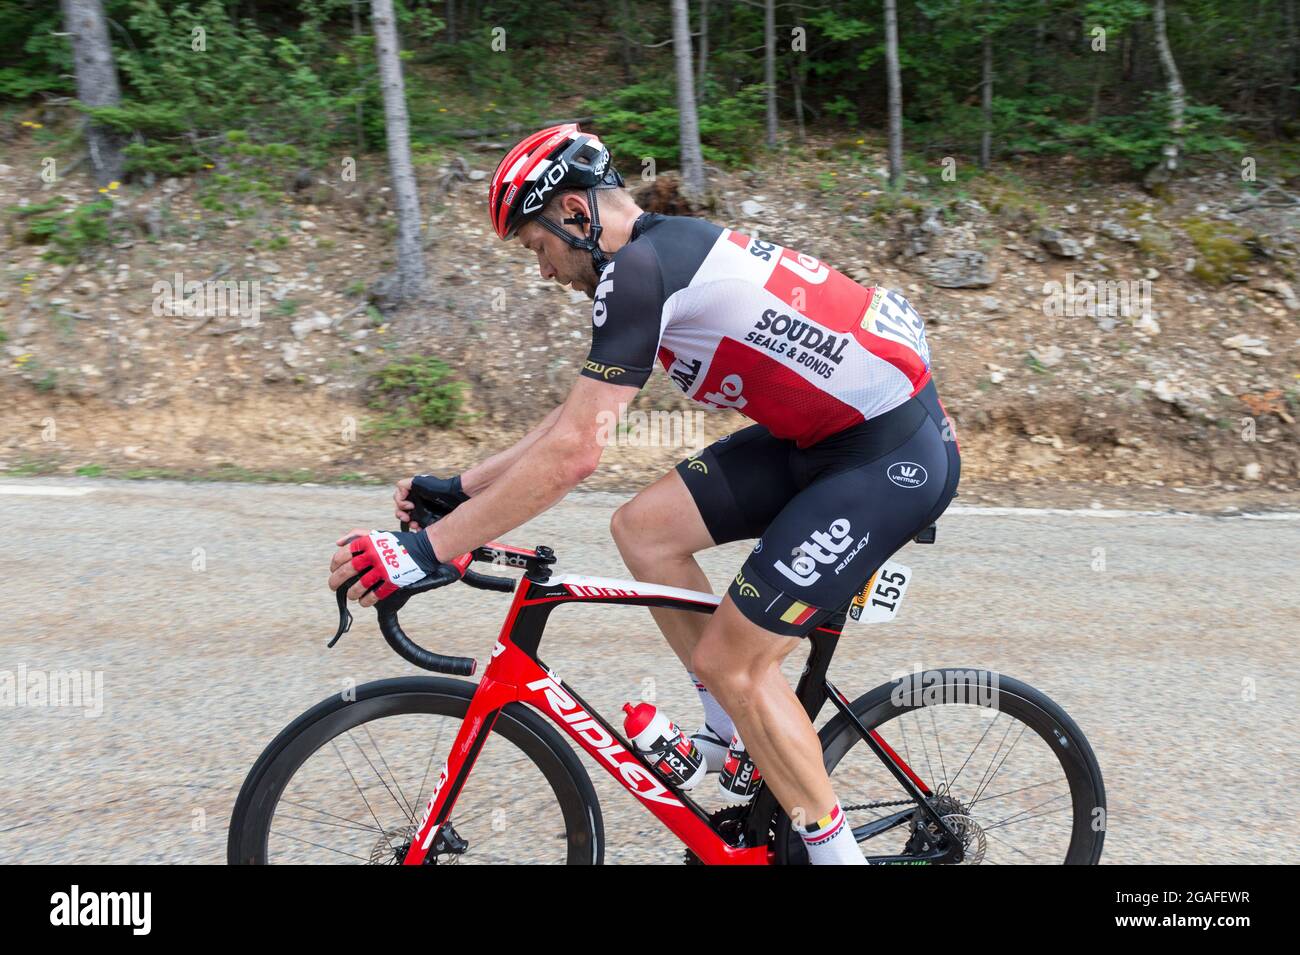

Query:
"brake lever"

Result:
[[329, 572, 361, 647]]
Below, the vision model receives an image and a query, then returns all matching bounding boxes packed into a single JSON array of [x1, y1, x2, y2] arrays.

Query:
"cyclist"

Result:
[[329, 123, 959, 865]]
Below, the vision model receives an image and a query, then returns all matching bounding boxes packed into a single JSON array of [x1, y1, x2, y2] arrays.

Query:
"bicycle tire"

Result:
[[227, 676, 604, 864], [773, 669, 1106, 865]]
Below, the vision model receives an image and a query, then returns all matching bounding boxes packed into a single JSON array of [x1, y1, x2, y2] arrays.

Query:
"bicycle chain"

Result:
[[841, 798, 916, 812]]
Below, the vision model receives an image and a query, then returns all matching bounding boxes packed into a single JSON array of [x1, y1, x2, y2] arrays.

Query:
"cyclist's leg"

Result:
[[691, 406, 958, 852], [609, 468, 714, 669], [692, 596, 834, 821], [610, 424, 797, 670]]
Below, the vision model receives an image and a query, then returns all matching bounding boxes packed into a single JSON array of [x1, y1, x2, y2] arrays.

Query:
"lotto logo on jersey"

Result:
[[773, 518, 854, 587], [592, 261, 616, 327]]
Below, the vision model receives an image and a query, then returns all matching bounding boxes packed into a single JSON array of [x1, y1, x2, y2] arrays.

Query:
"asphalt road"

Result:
[[1, 479, 1296, 864]]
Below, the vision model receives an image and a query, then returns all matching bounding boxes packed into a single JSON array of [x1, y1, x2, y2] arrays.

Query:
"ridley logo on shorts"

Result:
[[773, 518, 854, 587], [887, 462, 928, 489]]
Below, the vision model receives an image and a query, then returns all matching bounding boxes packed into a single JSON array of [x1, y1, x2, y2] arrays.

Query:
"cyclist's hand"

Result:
[[328, 527, 464, 608], [394, 473, 469, 529]]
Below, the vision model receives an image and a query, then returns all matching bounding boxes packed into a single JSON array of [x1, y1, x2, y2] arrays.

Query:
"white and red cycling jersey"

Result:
[[580, 213, 932, 448]]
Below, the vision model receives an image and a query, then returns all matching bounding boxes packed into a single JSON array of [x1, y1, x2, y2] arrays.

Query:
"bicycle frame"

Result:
[[399, 558, 949, 866]]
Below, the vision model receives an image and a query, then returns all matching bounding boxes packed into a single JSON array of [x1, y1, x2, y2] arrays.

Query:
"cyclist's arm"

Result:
[[459, 404, 563, 495], [425, 240, 663, 558], [423, 374, 635, 559]]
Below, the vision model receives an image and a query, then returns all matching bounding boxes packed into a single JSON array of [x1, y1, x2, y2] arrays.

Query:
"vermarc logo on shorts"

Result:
[[887, 461, 928, 488], [773, 518, 853, 587]]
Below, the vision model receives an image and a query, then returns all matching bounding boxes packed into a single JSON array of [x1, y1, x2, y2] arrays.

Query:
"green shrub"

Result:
[[581, 80, 766, 168], [12, 197, 115, 263], [368, 355, 467, 431]]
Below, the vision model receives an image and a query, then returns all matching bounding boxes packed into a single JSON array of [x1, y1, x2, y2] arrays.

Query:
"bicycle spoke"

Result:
[[982, 793, 1073, 832], [272, 795, 384, 833], [945, 710, 1004, 793], [362, 723, 416, 821], [983, 828, 1041, 863], [976, 777, 1068, 806], [270, 828, 380, 863], [329, 738, 393, 837], [970, 719, 1029, 809], [273, 813, 386, 834], [927, 706, 948, 792], [342, 728, 414, 823]]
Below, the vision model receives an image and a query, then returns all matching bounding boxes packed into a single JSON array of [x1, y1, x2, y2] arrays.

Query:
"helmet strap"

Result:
[[538, 187, 612, 273]]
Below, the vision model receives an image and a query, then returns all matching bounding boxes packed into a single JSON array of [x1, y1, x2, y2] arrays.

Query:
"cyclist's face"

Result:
[[517, 218, 598, 298]]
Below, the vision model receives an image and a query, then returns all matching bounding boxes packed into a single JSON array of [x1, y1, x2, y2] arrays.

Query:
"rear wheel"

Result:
[[775, 670, 1106, 864], [228, 677, 603, 864]]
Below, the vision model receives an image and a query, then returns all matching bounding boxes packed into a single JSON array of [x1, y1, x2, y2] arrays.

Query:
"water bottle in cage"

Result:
[[718, 732, 762, 804], [623, 702, 707, 790]]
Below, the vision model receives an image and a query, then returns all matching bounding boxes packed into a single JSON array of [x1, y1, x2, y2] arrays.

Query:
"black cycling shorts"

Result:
[[676, 379, 960, 637]]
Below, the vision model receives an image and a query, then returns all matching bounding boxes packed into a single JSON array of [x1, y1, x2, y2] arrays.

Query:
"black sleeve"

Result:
[[580, 238, 664, 389]]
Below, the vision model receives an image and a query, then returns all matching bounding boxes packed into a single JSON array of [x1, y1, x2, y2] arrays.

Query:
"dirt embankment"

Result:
[[1, 132, 1297, 509]]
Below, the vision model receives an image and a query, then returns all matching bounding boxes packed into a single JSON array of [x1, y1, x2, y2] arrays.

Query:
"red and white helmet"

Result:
[[488, 123, 624, 267]]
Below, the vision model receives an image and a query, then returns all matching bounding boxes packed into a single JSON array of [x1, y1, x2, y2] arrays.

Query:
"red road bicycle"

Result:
[[228, 490, 1106, 865]]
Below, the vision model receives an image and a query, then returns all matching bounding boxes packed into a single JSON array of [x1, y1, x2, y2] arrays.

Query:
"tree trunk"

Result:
[[62, 0, 124, 187], [883, 0, 904, 187], [447, 0, 457, 44], [790, 9, 807, 143], [1151, 0, 1185, 174], [616, 0, 635, 83], [789, 62, 806, 143], [1281, 0, 1297, 124], [371, 0, 428, 303], [671, 0, 706, 201], [696, 0, 709, 100], [980, 1, 993, 170], [351, 0, 366, 152], [764, 0, 778, 147]]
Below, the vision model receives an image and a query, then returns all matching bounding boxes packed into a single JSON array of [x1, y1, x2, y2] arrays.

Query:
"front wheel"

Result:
[[775, 670, 1106, 864], [228, 677, 604, 864]]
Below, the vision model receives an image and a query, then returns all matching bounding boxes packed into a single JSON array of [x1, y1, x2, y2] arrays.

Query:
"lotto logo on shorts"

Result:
[[773, 518, 853, 587]]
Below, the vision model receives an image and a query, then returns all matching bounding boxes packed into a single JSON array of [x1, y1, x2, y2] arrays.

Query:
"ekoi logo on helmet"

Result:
[[521, 160, 570, 216]]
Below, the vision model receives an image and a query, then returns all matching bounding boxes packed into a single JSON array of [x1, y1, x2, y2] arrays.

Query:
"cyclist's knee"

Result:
[[691, 635, 757, 699], [612, 492, 687, 560]]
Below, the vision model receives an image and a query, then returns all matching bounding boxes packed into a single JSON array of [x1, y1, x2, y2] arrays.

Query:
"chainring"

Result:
[[683, 804, 755, 865]]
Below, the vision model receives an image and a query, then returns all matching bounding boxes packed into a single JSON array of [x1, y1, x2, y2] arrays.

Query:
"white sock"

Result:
[[798, 801, 867, 865], [688, 670, 735, 742]]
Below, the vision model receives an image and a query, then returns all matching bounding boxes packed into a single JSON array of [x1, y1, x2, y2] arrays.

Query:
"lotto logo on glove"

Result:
[[351, 531, 429, 600]]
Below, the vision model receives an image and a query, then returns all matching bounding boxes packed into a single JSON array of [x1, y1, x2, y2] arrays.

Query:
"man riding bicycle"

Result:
[[328, 123, 960, 865]]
